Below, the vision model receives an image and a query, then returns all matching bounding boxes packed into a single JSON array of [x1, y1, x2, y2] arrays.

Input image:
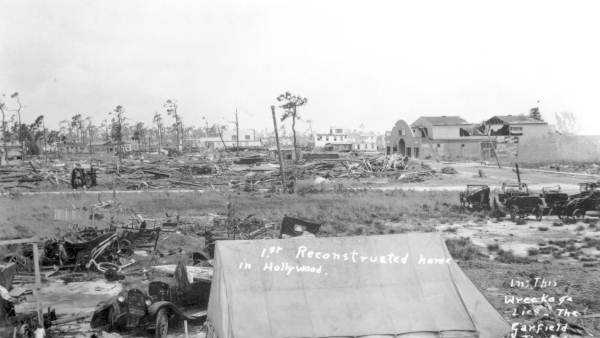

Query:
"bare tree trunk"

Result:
[[158, 127, 162, 153], [1, 108, 6, 164], [292, 107, 298, 162]]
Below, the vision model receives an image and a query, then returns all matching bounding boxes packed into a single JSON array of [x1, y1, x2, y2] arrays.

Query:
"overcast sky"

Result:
[[1, 0, 599, 135]]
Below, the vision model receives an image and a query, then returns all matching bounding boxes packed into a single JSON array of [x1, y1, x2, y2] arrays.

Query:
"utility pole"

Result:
[[235, 108, 240, 151], [12, 93, 23, 159], [42, 116, 47, 162], [271, 105, 286, 188]]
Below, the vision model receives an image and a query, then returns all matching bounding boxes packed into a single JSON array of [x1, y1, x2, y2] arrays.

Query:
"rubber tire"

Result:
[[155, 308, 169, 338], [573, 209, 585, 219]]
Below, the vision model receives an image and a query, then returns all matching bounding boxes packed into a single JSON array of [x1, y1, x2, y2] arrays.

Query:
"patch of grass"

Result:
[[445, 237, 484, 261], [496, 249, 536, 264], [443, 227, 457, 233], [0, 190, 467, 239], [487, 243, 500, 252], [515, 218, 526, 225], [583, 237, 600, 249]]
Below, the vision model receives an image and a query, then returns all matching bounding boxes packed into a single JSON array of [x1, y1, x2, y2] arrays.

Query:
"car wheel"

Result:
[[510, 205, 518, 222], [535, 207, 543, 221], [155, 308, 169, 338], [573, 209, 585, 219]]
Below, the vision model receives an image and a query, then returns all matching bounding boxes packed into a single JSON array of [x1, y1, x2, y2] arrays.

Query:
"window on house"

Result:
[[317, 136, 322, 141], [336, 129, 343, 134], [334, 137, 337, 141], [461, 144, 465, 148], [399, 129, 405, 136], [437, 144, 441, 148], [326, 137, 329, 141], [245, 135, 251, 140]]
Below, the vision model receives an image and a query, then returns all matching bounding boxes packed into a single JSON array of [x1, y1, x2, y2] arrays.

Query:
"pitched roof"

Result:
[[486, 115, 547, 125], [413, 116, 470, 126]]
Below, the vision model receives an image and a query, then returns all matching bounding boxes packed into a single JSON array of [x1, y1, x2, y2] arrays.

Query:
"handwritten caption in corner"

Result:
[[236, 244, 452, 276], [506, 277, 579, 338]]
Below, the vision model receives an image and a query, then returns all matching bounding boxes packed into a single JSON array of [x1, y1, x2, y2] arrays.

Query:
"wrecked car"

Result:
[[459, 185, 491, 210], [505, 195, 545, 221], [497, 182, 530, 205], [557, 190, 600, 220], [90, 287, 190, 338], [539, 186, 569, 215], [71, 164, 97, 189]]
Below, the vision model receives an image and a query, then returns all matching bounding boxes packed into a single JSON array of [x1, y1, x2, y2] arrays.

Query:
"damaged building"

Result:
[[387, 111, 551, 161], [388, 116, 493, 161], [483, 114, 550, 140]]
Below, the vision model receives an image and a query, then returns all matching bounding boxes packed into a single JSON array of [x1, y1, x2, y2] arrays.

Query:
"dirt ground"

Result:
[[2, 161, 600, 337]]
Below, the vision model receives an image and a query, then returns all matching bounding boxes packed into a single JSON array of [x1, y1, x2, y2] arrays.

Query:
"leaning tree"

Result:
[[276, 91, 308, 162]]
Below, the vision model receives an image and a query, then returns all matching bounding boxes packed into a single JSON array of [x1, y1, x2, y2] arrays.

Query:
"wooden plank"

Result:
[[32, 243, 44, 328], [0, 237, 39, 246]]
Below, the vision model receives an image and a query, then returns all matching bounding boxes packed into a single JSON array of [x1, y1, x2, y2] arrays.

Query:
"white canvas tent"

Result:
[[207, 233, 509, 338]]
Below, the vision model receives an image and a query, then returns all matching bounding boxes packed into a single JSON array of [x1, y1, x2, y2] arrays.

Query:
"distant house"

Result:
[[314, 127, 353, 151], [1, 142, 22, 160], [350, 132, 379, 152], [484, 115, 550, 140], [187, 129, 262, 150]]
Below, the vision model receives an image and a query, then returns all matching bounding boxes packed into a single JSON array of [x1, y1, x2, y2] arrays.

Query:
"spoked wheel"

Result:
[[510, 205, 519, 222], [573, 209, 585, 220], [535, 207, 543, 221], [154, 308, 169, 338]]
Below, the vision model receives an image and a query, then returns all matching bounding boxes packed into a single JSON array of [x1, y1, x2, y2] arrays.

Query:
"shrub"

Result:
[[487, 243, 500, 252], [445, 237, 484, 261], [527, 247, 540, 256], [496, 249, 536, 264]]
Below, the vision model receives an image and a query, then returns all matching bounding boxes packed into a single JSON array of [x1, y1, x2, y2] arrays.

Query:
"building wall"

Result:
[[431, 125, 464, 139], [432, 140, 484, 161], [516, 123, 551, 140], [388, 120, 422, 157]]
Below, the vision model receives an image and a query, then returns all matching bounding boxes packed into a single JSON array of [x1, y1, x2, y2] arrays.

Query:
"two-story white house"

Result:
[[314, 127, 353, 151]]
